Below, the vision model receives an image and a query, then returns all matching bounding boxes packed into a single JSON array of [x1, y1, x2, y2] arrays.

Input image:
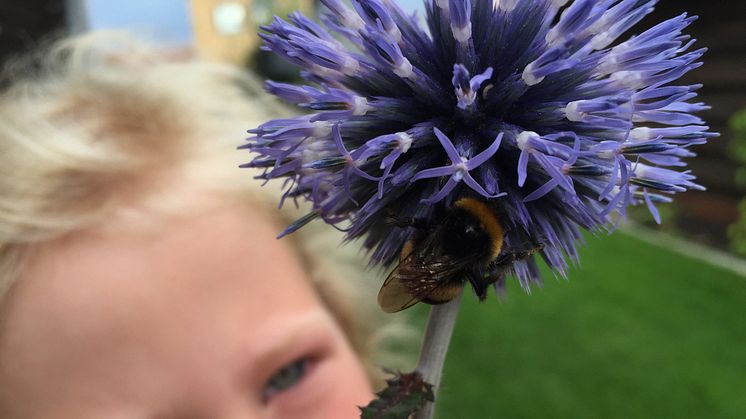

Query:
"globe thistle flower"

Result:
[[243, 0, 715, 291]]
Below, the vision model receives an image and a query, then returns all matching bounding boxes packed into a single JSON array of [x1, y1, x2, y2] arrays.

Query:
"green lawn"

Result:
[[408, 232, 746, 419]]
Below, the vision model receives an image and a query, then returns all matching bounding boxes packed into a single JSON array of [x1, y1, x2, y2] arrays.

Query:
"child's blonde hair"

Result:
[[0, 32, 409, 382]]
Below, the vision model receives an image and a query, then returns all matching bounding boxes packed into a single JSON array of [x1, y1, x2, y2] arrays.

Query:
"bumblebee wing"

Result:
[[377, 243, 431, 313], [377, 266, 423, 313], [377, 264, 459, 313], [377, 238, 479, 313]]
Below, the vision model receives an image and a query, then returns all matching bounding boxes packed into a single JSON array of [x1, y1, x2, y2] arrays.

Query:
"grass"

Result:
[[406, 232, 746, 419]]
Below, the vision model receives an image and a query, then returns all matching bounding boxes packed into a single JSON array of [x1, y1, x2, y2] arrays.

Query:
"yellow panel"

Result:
[[189, 0, 315, 65]]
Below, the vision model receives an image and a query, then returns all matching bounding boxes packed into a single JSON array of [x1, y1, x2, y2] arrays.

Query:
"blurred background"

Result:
[[1, 1, 744, 418]]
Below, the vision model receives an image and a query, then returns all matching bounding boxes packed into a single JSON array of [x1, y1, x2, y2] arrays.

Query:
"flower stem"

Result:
[[413, 289, 464, 419]]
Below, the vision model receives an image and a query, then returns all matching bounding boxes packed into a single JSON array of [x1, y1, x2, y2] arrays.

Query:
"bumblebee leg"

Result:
[[467, 272, 500, 301], [492, 243, 544, 266], [510, 249, 535, 260], [485, 256, 517, 284], [471, 245, 544, 300], [467, 271, 491, 301], [490, 250, 517, 269]]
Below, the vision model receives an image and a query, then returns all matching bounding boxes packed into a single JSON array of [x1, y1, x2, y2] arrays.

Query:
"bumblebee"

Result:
[[378, 197, 542, 313]]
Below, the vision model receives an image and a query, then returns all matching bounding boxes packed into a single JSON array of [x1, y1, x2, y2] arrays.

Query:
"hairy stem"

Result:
[[413, 289, 464, 419]]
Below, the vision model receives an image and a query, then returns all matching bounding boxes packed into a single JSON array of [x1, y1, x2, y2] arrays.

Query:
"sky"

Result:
[[85, 0, 193, 44]]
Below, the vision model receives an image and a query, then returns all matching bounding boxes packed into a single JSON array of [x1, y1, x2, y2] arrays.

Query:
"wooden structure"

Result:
[[189, 0, 314, 66]]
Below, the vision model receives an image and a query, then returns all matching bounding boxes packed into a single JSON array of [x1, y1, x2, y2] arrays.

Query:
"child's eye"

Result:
[[262, 358, 310, 402]]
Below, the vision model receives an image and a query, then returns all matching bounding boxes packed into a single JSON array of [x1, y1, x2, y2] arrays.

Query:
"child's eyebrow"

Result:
[[240, 310, 339, 377]]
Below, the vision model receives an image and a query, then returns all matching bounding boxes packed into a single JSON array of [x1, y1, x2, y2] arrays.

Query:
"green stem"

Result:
[[413, 289, 464, 419]]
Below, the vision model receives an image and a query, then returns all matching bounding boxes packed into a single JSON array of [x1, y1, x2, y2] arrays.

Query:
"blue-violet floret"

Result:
[[242, 0, 715, 290]]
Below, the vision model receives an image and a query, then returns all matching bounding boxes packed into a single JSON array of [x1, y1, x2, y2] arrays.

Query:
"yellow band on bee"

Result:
[[455, 198, 504, 260]]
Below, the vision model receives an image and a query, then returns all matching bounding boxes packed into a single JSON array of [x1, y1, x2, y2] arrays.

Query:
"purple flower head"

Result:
[[243, 0, 715, 291]]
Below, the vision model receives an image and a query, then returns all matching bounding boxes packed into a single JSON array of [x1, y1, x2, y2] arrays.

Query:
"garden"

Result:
[[413, 230, 746, 418]]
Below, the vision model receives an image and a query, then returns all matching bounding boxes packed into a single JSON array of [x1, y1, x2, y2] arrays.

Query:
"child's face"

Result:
[[0, 201, 373, 419]]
